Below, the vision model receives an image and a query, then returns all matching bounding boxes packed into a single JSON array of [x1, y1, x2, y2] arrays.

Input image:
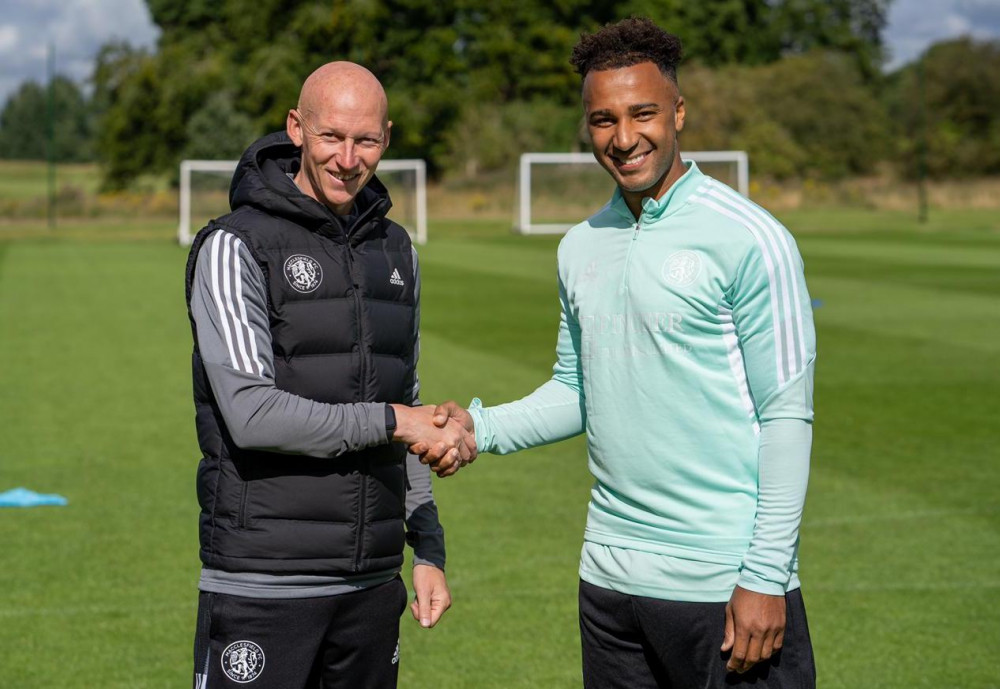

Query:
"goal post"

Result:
[[177, 158, 429, 246], [515, 150, 749, 235], [178, 160, 235, 246]]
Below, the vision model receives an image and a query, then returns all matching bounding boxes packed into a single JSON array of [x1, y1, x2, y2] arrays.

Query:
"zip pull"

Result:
[[621, 220, 642, 294]]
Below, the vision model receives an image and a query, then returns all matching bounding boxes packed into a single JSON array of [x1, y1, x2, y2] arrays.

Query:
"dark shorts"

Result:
[[193, 576, 408, 689], [579, 580, 816, 689]]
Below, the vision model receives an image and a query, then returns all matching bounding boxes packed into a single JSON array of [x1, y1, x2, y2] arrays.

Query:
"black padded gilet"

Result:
[[184, 132, 416, 575]]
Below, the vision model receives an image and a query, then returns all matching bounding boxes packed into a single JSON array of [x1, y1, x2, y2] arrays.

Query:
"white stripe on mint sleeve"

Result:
[[704, 182, 799, 379], [718, 304, 760, 435], [708, 181, 808, 375], [690, 193, 788, 384]]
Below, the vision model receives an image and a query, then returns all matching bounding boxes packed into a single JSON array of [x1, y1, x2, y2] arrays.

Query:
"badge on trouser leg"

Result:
[[221, 640, 266, 683]]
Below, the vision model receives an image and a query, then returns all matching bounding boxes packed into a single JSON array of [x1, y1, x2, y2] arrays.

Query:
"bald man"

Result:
[[184, 62, 472, 689]]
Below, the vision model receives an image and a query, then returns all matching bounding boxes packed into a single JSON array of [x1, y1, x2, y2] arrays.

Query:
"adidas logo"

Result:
[[389, 268, 405, 286]]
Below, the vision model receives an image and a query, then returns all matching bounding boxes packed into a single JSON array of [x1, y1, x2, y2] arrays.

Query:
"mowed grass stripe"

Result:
[[418, 330, 558, 403], [808, 255, 1000, 297], [802, 234, 1000, 296], [810, 275, 999, 352], [420, 265, 562, 373], [801, 236, 1000, 268], [778, 207, 1000, 235], [418, 237, 561, 285]]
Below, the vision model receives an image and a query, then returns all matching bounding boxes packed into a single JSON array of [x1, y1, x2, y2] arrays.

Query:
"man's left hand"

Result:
[[410, 564, 451, 628], [721, 586, 786, 674]]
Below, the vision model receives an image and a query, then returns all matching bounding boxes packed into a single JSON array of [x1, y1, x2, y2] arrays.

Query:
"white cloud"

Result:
[[0, 25, 18, 53], [885, 0, 1000, 70]]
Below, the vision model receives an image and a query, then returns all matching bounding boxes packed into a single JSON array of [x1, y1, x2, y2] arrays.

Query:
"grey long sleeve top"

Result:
[[190, 228, 445, 577]]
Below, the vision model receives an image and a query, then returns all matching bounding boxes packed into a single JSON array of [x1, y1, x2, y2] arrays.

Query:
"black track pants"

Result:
[[579, 580, 816, 689], [193, 577, 408, 689]]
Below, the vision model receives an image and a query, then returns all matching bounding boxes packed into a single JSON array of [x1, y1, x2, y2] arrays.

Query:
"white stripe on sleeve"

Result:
[[708, 182, 808, 371], [719, 304, 761, 435], [232, 236, 264, 376], [221, 233, 255, 374], [690, 194, 788, 384], [704, 183, 798, 378], [209, 231, 240, 371]]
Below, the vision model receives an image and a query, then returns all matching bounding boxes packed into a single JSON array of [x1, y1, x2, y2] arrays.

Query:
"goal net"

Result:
[[514, 151, 749, 235], [178, 158, 428, 245]]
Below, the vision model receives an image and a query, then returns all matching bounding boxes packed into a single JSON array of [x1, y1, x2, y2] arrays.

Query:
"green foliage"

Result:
[[0, 76, 93, 162], [94, 40, 234, 189], [620, 0, 777, 66], [94, 48, 166, 189], [618, 0, 889, 73], [183, 92, 259, 161], [758, 50, 891, 178], [442, 100, 583, 178], [77, 0, 989, 187], [891, 38, 1000, 178], [769, 0, 890, 78], [457, 0, 613, 104], [146, 0, 226, 31], [681, 51, 889, 179], [733, 119, 806, 180]]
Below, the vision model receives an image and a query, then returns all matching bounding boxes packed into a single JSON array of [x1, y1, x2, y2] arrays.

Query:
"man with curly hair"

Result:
[[427, 17, 817, 689]]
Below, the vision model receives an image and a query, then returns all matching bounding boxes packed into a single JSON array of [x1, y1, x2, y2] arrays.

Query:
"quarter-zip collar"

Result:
[[610, 160, 705, 226]]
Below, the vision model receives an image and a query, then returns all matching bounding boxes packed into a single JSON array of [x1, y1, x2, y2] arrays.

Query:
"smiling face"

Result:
[[286, 63, 391, 215], [583, 61, 686, 218]]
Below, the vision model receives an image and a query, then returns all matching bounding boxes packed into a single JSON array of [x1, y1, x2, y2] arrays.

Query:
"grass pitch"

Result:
[[1, 212, 998, 688]]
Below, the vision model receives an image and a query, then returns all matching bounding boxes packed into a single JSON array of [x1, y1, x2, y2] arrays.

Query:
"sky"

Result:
[[1, 0, 999, 108], [0, 0, 159, 107]]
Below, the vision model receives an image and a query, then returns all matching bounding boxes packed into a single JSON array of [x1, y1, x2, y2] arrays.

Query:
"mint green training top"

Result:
[[469, 162, 816, 602]]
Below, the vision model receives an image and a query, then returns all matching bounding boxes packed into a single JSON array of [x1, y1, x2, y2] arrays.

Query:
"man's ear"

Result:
[[383, 120, 392, 150], [287, 109, 303, 146], [675, 96, 686, 133]]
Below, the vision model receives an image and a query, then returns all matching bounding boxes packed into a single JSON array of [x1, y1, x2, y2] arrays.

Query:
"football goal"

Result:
[[514, 150, 749, 235], [178, 158, 428, 245]]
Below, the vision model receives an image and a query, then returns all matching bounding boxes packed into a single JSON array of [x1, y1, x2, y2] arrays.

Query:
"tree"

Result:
[[891, 37, 1000, 177], [617, 0, 891, 73], [620, 0, 779, 66], [93, 0, 899, 185], [758, 50, 891, 178], [184, 92, 258, 160], [94, 40, 235, 188], [0, 76, 93, 162], [770, 0, 891, 78]]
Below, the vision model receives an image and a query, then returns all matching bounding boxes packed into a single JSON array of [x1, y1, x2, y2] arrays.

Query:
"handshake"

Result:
[[389, 402, 475, 477]]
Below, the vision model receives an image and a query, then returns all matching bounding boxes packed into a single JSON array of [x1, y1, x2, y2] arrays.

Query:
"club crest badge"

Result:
[[221, 640, 265, 683], [662, 250, 702, 287], [284, 254, 323, 293]]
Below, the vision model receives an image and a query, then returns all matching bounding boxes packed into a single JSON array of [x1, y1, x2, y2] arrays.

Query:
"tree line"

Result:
[[1, 0, 998, 187]]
